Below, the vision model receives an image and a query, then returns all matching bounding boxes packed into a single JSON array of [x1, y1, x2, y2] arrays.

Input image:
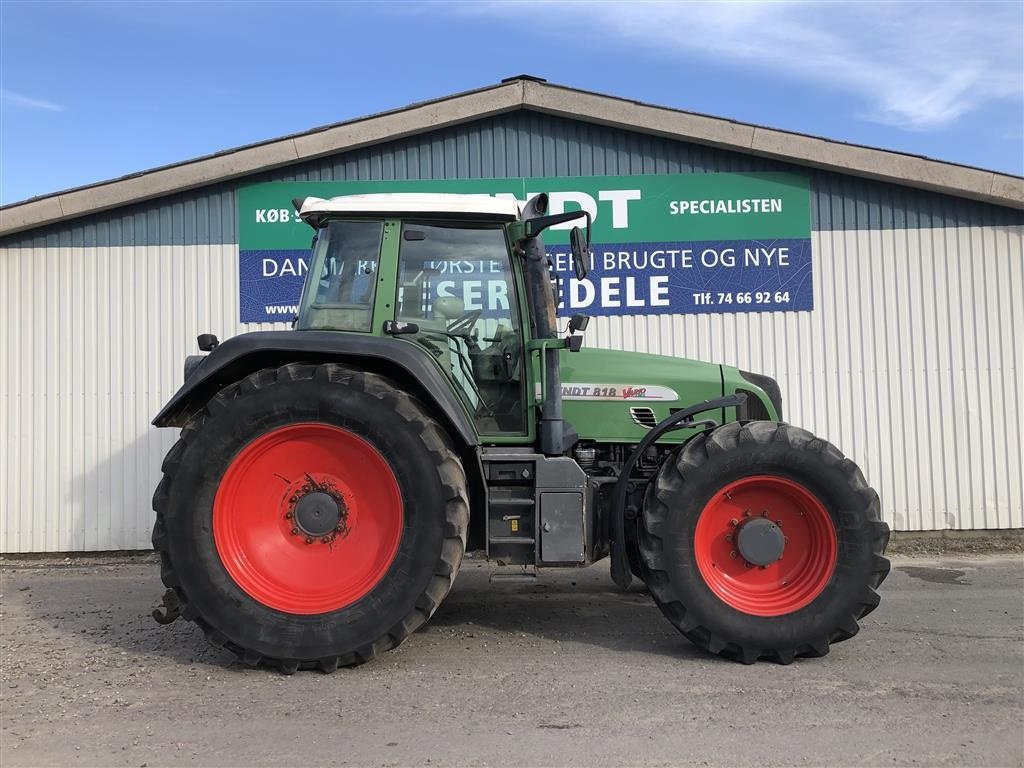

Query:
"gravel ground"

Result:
[[1, 553, 1021, 767]]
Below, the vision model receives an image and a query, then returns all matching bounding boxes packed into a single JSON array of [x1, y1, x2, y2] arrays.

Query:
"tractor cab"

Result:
[[292, 192, 590, 443]]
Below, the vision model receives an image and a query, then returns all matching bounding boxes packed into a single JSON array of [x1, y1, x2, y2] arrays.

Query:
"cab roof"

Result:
[[296, 193, 521, 227]]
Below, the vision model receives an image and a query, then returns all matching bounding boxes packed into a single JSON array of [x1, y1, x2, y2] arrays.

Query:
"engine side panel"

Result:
[[559, 347, 726, 443]]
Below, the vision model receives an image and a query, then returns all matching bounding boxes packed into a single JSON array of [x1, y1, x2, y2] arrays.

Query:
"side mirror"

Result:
[[569, 226, 590, 280], [568, 314, 590, 334], [197, 333, 219, 351]]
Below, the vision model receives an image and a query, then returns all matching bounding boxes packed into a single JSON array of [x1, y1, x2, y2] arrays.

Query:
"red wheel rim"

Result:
[[213, 423, 403, 614], [694, 475, 836, 617]]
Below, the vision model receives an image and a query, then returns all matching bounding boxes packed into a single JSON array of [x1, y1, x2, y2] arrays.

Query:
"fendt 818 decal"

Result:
[[560, 384, 679, 401]]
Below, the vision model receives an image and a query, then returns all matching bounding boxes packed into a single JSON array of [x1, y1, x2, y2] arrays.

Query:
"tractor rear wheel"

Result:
[[151, 363, 469, 673], [638, 421, 889, 664]]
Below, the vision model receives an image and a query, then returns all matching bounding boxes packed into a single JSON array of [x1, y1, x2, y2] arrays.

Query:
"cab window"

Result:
[[296, 220, 383, 332]]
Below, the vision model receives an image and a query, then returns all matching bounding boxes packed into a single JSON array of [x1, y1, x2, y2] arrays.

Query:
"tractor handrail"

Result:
[[609, 393, 748, 590]]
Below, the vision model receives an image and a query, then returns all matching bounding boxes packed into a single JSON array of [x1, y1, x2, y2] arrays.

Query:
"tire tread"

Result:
[[152, 363, 469, 673], [638, 421, 890, 665]]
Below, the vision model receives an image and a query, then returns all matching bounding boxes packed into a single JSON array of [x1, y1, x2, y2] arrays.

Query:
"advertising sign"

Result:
[[237, 173, 812, 323]]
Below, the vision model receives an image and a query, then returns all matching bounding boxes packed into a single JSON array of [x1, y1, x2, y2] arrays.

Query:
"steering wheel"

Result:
[[445, 309, 482, 337]]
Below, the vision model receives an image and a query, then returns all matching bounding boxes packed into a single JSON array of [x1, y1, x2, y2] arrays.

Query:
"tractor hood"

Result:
[[558, 347, 730, 443]]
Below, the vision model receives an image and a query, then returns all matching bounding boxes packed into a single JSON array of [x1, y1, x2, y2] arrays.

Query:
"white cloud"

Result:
[[467, 1, 1023, 130], [1, 88, 64, 112]]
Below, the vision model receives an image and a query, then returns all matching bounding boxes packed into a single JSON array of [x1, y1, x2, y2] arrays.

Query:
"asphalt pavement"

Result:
[[1, 553, 1021, 767]]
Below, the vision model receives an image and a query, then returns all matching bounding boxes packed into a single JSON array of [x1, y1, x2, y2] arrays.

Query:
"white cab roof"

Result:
[[297, 193, 521, 222]]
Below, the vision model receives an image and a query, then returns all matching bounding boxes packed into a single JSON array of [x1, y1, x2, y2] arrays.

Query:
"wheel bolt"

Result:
[[775, 520, 783, 527], [730, 518, 739, 527], [290, 527, 299, 535], [305, 537, 314, 544], [744, 509, 751, 517], [744, 562, 752, 568], [284, 511, 293, 519], [759, 565, 767, 570], [730, 550, 738, 559], [761, 510, 769, 517], [725, 534, 733, 542]]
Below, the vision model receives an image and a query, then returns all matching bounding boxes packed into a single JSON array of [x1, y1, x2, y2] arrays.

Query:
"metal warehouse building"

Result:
[[2, 76, 1022, 553]]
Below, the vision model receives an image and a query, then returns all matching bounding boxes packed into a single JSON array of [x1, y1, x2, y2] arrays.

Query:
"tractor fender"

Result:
[[152, 330, 479, 447]]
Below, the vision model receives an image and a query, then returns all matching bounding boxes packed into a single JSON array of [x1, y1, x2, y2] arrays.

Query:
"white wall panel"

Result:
[[0, 243, 286, 553], [1, 224, 1021, 552], [587, 225, 1023, 532]]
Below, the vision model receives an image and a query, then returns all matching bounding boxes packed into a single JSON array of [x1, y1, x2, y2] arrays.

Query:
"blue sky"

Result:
[[1, 0, 1021, 205]]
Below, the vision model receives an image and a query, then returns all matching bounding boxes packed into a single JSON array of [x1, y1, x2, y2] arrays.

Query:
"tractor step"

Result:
[[489, 497, 534, 507], [489, 567, 538, 583], [488, 536, 536, 545], [483, 451, 542, 565], [482, 449, 591, 567]]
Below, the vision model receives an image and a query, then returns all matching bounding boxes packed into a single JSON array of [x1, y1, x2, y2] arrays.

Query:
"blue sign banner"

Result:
[[237, 174, 813, 323], [551, 238, 812, 316], [240, 249, 307, 322], [241, 237, 813, 321]]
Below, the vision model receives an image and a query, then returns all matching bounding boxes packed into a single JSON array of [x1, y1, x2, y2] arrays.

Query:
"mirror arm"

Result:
[[524, 210, 588, 236], [579, 210, 592, 246]]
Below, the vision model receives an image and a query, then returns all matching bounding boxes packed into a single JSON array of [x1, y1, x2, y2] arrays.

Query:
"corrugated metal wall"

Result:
[[592, 225, 1023, 532], [5, 112, 1020, 251], [2, 110, 1022, 551]]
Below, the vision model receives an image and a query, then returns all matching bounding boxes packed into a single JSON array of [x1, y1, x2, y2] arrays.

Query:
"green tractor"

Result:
[[151, 192, 889, 672]]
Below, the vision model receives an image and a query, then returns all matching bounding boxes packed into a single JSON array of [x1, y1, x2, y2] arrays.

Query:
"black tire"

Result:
[[638, 421, 889, 664], [151, 363, 469, 673]]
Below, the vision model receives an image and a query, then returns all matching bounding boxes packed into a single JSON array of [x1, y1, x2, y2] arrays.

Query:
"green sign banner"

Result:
[[237, 172, 812, 322]]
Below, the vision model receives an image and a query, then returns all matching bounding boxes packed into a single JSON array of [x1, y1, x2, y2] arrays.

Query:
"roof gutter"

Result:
[[520, 81, 1023, 211], [0, 81, 526, 238], [1, 77, 1020, 239]]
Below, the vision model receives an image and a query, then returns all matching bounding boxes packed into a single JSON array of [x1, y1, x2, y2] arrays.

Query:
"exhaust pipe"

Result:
[[519, 194, 569, 455]]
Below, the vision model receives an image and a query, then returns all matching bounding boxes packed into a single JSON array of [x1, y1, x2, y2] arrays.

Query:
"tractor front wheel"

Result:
[[151, 363, 469, 673], [638, 421, 889, 664]]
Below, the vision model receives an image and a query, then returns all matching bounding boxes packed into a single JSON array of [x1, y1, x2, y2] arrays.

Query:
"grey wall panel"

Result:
[[4, 111, 1020, 250], [0, 185, 238, 250]]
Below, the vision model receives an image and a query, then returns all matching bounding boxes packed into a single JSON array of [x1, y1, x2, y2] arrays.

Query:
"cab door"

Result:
[[392, 221, 529, 438]]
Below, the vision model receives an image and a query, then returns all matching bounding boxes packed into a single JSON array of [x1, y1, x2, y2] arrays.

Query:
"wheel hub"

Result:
[[693, 475, 837, 616], [735, 517, 785, 566], [294, 491, 342, 537]]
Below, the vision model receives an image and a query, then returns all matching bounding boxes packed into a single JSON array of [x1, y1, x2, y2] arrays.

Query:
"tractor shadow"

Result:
[[8, 558, 245, 671], [37, 428, 248, 669], [427, 560, 702, 660], [12, 558, 696, 674]]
